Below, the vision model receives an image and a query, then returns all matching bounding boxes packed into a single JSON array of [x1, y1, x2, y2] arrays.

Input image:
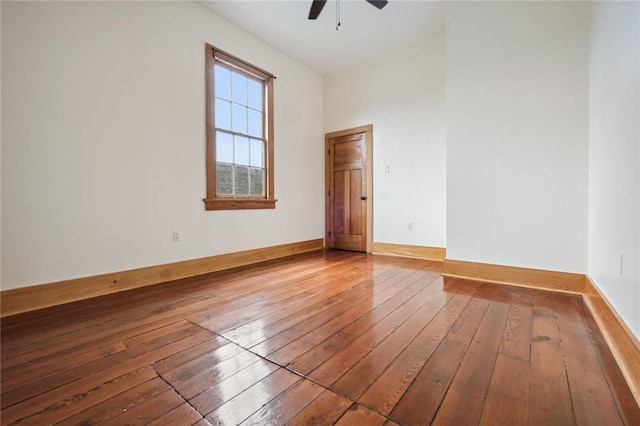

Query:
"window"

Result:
[[204, 44, 276, 210]]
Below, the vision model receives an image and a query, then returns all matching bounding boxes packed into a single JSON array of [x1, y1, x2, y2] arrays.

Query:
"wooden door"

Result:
[[326, 127, 371, 252]]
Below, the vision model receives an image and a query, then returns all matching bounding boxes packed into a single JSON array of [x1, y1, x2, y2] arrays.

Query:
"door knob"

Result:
[[360, 196, 367, 200]]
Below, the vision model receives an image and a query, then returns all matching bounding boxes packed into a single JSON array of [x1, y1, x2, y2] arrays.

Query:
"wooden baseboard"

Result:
[[371, 242, 446, 261], [584, 275, 640, 406], [442, 259, 585, 294], [443, 259, 640, 404], [0, 239, 324, 318]]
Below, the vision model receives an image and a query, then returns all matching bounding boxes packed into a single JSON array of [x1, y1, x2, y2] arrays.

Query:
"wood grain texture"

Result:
[[528, 292, 574, 426], [0, 239, 323, 317], [443, 258, 585, 293], [585, 275, 640, 407], [1, 252, 637, 425], [372, 242, 446, 261], [479, 354, 529, 426], [287, 390, 352, 426], [325, 125, 373, 253]]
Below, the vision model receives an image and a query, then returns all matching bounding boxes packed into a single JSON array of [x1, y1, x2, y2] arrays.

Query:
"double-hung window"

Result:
[[204, 44, 275, 210]]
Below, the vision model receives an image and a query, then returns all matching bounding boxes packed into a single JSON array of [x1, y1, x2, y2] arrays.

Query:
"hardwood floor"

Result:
[[1, 250, 638, 425]]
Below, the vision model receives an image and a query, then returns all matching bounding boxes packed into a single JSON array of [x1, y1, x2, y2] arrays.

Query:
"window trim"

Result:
[[204, 43, 276, 210]]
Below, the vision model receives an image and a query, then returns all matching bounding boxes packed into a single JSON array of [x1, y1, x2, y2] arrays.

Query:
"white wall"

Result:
[[446, 2, 589, 273], [323, 35, 447, 248], [588, 1, 640, 336], [1, 1, 324, 290]]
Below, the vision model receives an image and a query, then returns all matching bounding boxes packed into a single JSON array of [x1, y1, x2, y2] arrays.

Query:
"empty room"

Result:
[[1, 0, 639, 424]]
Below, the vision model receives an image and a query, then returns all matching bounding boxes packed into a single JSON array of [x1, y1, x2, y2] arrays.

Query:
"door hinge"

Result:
[[328, 190, 331, 196], [328, 231, 331, 237], [327, 149, 330, 155]]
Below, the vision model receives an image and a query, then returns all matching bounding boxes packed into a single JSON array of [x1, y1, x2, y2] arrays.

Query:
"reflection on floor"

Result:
[[2, 250, 639, 425]]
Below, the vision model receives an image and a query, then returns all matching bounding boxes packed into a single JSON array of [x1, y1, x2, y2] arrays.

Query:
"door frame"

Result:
[[325, 124, 373, 253]]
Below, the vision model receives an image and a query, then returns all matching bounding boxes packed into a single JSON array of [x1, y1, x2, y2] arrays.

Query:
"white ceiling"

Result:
[[199, 0, 447, 75]]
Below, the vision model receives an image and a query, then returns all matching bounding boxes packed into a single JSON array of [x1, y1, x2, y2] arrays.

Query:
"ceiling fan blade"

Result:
[[308, 0, 328, 20], [366, 0, 388, 10]]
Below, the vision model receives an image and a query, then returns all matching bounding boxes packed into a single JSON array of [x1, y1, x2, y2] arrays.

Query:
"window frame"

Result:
[[204, 43, 276, 210]]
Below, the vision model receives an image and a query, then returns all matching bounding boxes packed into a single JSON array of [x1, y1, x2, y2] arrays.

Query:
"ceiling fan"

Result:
[[308, 0, 388, 20]]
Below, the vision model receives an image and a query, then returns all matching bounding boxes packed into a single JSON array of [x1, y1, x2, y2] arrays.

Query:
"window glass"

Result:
[[248, 110, 262, 138], [235, 136, 249, 166], [214, 65, 231, 100], [248, 79, 262, 111], [205, 44, 275, 210], [250, 138, 264, 168], [232, 104, 247, 134], [215, 99, 231, 130], [216, 131, 233, 164], [232, 72, 247, 105]]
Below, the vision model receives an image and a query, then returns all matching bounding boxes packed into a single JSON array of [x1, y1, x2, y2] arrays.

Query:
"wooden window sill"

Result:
[[204, 198, 277, 210]]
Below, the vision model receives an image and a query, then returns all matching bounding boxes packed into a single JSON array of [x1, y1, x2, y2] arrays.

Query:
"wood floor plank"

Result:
[[287, 274, 440, 376], [249, 282, 390, 356], [1, 367, 158, 425], [101, 387, 185, 425], [553, 294, 623, 426], [287, 390, 353, 426], [204, 368, 300, 425], [479, 354, 530, 425], [1, 330, 214, 421], [578, 300, 640, 425], [357, 289, 473, 415], [1, 341, 128, 391], [389, 283, 495, 425], [2, 307, 214, 372], [1, 251, 636, 425], [187, 255, 371, 331], [528, 292, 575, 426], [499, 297, 533, 361], [334, 404, 391, 426], [1, 320, 208, 409], [330, 281, 456, 400], [60, 376, 171, 425], [431, 295, 510, 425], [239, 378, 325, 425], [162, 349, 263, 400], [306, 279, 455, 387], [259, 271, 435, 362], [193, 419, 215, 426], [0, 253, 348, 362], [216, 271, 386, 348], [146, 402, 204, 426], [155, 339, 246, 382], [152, 335, 231, 375], [189, 358, 280, 415]]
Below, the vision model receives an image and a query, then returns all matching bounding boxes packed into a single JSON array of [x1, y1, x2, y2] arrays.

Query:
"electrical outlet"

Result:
[[385, 165, 390, 174], [408, 221, 413, 231], [173, 231, 181, 242]]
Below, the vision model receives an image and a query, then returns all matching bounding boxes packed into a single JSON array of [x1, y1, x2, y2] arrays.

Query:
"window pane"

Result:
[[248, 79, 263, 111], [215, 99, 231, 130], [250, 138, 264, 168], [232, 104, 247, 134], [216, 131, 233, 164], [215, 65, 231, 100], [232, 72, 247, 105], [250, 167, 264, 196], [216, 163, 233, 195], [248, 109, 263, 138], [234, 165, 249, 195], [235, 136, 249, 166]]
